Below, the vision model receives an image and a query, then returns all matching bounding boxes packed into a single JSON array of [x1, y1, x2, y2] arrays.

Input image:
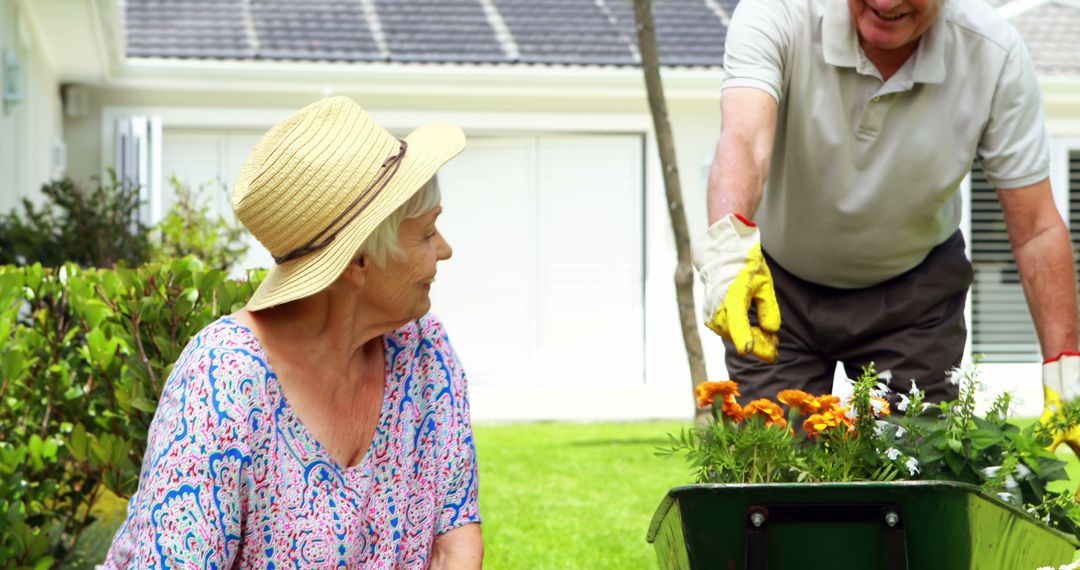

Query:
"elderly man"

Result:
[[693, 0, 1080, 445]]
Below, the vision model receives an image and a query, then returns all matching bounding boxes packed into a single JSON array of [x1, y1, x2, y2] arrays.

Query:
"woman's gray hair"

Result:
[[356, 175, 441, 267]]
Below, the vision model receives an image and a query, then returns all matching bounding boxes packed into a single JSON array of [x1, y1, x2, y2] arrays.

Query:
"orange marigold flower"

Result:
[[744, 398, 787, 428], [722, 399, 745, 422], [816, 395, 843, 413], [777, 389, 820, 415], [803, 408, 853, 437], [694, 381, 741, 408], [803, 413, 829, 437], [871, 397, 891, 417]]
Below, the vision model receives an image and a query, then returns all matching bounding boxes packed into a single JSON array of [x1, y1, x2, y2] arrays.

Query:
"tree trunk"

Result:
[[633, 0, 709, 423]]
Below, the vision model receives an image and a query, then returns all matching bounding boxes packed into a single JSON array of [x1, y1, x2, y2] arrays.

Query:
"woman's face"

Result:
[[362, 206, 452, 323]]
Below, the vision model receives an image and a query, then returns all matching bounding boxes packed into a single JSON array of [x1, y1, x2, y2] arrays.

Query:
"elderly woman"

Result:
[[102, 97, 482, 568]]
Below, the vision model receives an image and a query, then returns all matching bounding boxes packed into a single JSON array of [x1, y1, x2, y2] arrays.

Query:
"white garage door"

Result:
[[161, 129, 272, 270], [432, 135, 644, 388], [161, 130, 645, 389]]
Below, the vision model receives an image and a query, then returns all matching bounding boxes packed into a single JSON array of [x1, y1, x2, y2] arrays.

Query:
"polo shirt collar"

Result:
[[822, 0, 860, 68], [822, 0, 948, 85]]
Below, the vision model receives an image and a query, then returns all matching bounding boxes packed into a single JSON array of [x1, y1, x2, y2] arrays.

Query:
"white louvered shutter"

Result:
[[970, 160, 1041, 362], [115, 115, 163, 225]]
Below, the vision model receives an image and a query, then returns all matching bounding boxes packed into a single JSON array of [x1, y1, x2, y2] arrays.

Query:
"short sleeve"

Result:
[[977, 35, 1050, 190], [722, 0, 792, 103], [101, 340, 260, 568], [425, 317, 481, 535]]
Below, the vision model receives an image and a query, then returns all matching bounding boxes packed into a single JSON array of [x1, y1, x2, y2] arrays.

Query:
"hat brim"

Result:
[[244, 122, 465, 311]]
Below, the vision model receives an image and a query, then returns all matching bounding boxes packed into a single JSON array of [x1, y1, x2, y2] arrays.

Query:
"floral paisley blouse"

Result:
[[102, 314, 481, 568]]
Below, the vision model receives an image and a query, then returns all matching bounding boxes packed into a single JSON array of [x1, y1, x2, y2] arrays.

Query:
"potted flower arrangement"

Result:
[[648, 363, 1080, 569]]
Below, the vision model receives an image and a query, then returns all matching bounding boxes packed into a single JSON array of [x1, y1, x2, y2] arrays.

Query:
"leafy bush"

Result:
[[149, 177, 249, 272], [0, 174, 149, 268], [0, 175, 250, 273], [0, 259, 262, 568]]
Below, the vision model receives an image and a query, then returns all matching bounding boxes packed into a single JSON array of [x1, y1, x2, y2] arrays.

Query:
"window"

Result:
[[969, 151, 1080, 363], [969, 160, 1040, 362]]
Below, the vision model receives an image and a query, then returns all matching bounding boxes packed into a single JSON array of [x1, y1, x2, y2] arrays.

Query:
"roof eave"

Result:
[[98, 57, 725, 101]]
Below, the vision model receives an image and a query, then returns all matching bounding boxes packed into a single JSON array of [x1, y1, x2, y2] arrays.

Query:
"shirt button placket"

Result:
[[858, 94, 887, 137]]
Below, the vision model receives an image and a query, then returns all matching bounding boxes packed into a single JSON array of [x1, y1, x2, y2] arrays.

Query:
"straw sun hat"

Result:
[[232, 96, 465, 311]]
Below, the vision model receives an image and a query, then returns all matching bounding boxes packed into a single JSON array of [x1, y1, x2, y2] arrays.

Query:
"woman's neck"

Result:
[[235, 291, 385, 384]]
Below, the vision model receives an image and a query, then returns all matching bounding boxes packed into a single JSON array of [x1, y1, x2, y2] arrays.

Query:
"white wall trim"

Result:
[[100, 103, 656, 174], [1049, 138, 1073, 218], [104, 58, 724, 101], [960, 170, 974, 361]]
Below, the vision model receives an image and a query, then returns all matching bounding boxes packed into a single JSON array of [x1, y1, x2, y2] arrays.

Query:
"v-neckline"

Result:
[[223, 316, 394, 475]]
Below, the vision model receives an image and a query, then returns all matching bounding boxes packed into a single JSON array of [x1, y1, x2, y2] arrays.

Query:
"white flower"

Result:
[[909, 378, 920, 394], [871, 398, 888, 415], [1004, 475, 1019, 490], [983, 465, 1002, 477], [897, 394, 910, 412], [946, 367, 964, 386], [845, 407, 859, 420], [873, 382, 891, 398], [885, 447, 902, 461], [878, 369, 893, 382], [874, 421, 890, 437], [997, 492, 1013, 501], [1016, 464, 1032, 479], [894, 425, 906, 438], [905, 457, 920, 476]]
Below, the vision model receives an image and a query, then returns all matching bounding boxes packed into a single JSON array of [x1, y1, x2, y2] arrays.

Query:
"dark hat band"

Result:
[[273, 139, 408, 265]]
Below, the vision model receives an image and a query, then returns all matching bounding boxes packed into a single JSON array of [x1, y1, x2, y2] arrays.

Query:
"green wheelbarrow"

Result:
[[647, 481, 1078, 570]]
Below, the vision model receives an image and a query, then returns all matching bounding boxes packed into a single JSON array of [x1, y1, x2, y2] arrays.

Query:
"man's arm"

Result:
[[430, 523, 482, 570], [706, 87, 779, 224], [999, 177, 1079, 358]]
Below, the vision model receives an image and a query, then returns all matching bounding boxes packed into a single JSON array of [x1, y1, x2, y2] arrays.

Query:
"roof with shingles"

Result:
[[123, 0, 730, 67], [122, 0, 1080, 74], [1007, 1, 1080, 76]]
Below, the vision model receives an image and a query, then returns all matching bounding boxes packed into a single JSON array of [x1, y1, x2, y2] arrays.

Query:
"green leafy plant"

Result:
[[0, 260, 263, 569], [661, 362, 1080, 541], [150, 176, 249, 272], [0, 173, 150, 268]]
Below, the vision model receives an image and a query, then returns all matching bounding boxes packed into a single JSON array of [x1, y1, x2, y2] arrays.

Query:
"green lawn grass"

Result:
[[77, 419, 1080, 568], [473, 421, 691, 570], [474, 420, 1080, 570]]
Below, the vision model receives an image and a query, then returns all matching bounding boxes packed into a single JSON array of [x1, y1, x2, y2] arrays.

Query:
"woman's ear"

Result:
[[343, 255, 368, 286]]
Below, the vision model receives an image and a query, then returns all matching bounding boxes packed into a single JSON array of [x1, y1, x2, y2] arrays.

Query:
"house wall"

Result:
[[62, 67, 729, 421], [0, 0, 63, 214], [58, 64, 1080, 421]]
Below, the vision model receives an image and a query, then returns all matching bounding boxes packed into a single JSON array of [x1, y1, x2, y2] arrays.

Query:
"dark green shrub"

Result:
[[1, 174, 251, 274], [0, 259, 263, 568], [0, 174, 150, 268]]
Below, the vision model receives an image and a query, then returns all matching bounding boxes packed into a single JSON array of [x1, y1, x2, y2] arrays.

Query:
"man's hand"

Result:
[[1041, 352, 1080, 455], [692, 213, 781, 362]]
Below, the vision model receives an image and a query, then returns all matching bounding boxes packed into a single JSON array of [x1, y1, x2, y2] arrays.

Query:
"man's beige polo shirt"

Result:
[[723, 0, 1050, 288]]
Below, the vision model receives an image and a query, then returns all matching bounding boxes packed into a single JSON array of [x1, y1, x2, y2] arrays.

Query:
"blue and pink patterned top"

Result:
[[102, 314, 481, 568]]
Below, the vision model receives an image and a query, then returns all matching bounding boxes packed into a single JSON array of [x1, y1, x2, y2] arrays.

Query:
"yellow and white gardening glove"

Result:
[[1040, 352, 1080, 455], [691, 213, 781, 363]]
